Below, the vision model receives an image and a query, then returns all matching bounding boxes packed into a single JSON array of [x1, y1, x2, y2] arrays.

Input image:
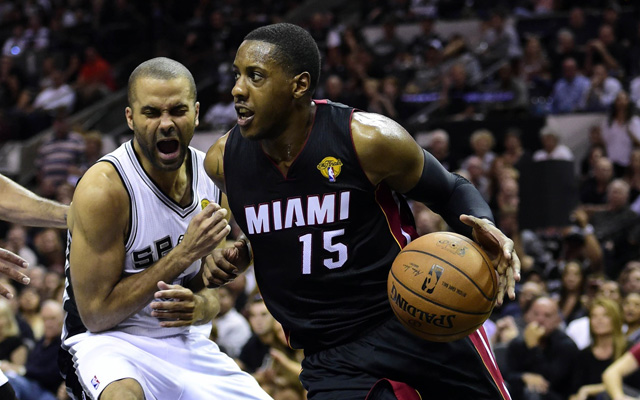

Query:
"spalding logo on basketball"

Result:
[[387, 231, 497, 342]]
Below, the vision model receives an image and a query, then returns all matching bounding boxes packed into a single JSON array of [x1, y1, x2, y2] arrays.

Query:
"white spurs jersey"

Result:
[[62, 140, 222, 340]]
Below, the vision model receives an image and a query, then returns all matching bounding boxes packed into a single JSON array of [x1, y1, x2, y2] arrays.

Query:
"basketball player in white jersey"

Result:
[[60, 58, 272, 400], [0, 173, 68, 400]]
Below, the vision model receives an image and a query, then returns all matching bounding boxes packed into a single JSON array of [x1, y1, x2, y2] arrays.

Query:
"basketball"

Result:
[[387, 231, 498, 342]]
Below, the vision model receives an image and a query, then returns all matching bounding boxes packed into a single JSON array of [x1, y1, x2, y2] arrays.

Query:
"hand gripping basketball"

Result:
[[460, 214, 521, 305]]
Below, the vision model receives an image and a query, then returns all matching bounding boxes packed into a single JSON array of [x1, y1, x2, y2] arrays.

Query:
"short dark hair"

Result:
[[127, 57, 197, 106], [244, 23, 321, 95]]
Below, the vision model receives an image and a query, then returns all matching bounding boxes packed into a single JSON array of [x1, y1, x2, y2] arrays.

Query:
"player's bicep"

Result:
[[351, 112, 424, 193], [205, 132, 229, 190], [68, 169, 128, 318]]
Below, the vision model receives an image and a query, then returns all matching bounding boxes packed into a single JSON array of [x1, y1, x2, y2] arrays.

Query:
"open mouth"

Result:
[[156, 139, 180, 159], [236, 106, 255, 127]]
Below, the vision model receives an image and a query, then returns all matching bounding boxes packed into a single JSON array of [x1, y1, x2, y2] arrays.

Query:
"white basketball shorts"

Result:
[[64, 330, 272, 400]]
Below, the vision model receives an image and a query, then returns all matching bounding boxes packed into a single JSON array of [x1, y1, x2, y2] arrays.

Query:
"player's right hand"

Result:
[[180, 203, 231, 261], [0, 247, 30, 299]]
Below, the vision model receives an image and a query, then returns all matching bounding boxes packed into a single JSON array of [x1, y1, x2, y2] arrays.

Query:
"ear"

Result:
[[292, 72, 311, 99], [194, 101, 200, 128], [125, 107, 134, 131]]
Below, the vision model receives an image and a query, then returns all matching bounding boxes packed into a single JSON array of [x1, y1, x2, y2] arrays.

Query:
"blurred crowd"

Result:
[[2, 0, 640, 399]]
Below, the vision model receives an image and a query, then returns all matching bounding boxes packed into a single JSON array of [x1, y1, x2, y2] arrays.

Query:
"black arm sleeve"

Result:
[[403, 149, 494, 238]]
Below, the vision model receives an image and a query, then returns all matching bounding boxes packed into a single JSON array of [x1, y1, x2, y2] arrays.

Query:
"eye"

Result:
[[249, 72, 263, 82], [233, 71, 240, 81]]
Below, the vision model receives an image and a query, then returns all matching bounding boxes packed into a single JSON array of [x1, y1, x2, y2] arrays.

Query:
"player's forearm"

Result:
[[79, 246, 199, 332], [192, 288, 220, 325], [0, 176, 68, 228]]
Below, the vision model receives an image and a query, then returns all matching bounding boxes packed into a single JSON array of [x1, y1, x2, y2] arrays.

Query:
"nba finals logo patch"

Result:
[[91, 375, 100, 390], [317, 157, 343, 182], [201, 199, 210, 209]]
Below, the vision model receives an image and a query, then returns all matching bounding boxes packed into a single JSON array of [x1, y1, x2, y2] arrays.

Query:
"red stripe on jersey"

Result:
[[375, 184, 418, 249], [469, 327, 512, 400], [366, 379, 422, 400]]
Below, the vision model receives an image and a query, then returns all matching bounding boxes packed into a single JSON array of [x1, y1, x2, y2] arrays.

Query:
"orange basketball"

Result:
[[387, 231, 498, 342]]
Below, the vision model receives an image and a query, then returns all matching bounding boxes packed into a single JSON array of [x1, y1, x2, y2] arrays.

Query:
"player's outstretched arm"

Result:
[[0, 174, 68, 228], [350, 112, 519, 304], [69, 163, 230, 332]]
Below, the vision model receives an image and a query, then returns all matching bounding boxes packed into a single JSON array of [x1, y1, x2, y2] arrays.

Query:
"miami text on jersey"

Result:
[[245, 191, 351, 234]]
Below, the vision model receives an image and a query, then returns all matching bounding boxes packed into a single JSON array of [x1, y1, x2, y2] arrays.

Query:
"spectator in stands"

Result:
[[583, 63, 622, 112], [214, 285, 252, 359], [580, 156, 614, 206], [322, 74, 356, 106], [550, 57, 590, 113], [580, 142, 607, 182], [362, 77, 397, 119], [237, 296, 277, 374], [441, 33, 483, 85], [484, 61, 529, 115], [461, 155, 491, 203], [497, 280, 547, 330], [502, 128, 532, 170], [74, 46, 116, 109], [549, 30, 585, 82], [4, 225, 37, 269], [585, 24, 626, 78], [4, 300, 63, 400], [31, 70, 75, 116], [619, 261, 640, 297], [436, 62, 478, 120], [475, 7, 522, 67], [17, 287, 42, 341], [589, 179, 640, 279], [569, 297, 627, 400], [505, 295, 580, 400], [32, 229, 64, 273], [532, 126, 574, 162], [554, 261, 588, 326], [202, 87, 236, 132], [462, 128, 497, 172], [407, 38, 445, 93], [35, 113, 85, 197], [520, 36, 551, 94], [623, 292, 640, 344], [425, 129, 458, 172], [0, 300, 27, 368], [601, 90, 640, 177], [408, 15, 442, 57], [370, 16, 405, 71], [565, 7, 595, 49]]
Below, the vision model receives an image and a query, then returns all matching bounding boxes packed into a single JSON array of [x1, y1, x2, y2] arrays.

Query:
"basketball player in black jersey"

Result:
[[0, 173, 68, 400], [204, 23, 520, 400]]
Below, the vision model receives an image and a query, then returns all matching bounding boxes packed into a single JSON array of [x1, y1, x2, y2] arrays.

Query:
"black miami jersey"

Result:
[[224, 100, 417, 352]]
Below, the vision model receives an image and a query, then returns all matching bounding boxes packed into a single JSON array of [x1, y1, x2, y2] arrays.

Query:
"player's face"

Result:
[[232, 40, 297, 140], [126, 76, 199, 171]]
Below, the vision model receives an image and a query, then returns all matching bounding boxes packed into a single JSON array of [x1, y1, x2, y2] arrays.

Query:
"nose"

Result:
[[232, 76, 246, 100], [159, 112, 175, 135]]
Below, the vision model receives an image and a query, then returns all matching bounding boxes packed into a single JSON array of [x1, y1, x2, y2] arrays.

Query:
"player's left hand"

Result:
[[460, 214, 521, 306], [150, 281, 204, 327]]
